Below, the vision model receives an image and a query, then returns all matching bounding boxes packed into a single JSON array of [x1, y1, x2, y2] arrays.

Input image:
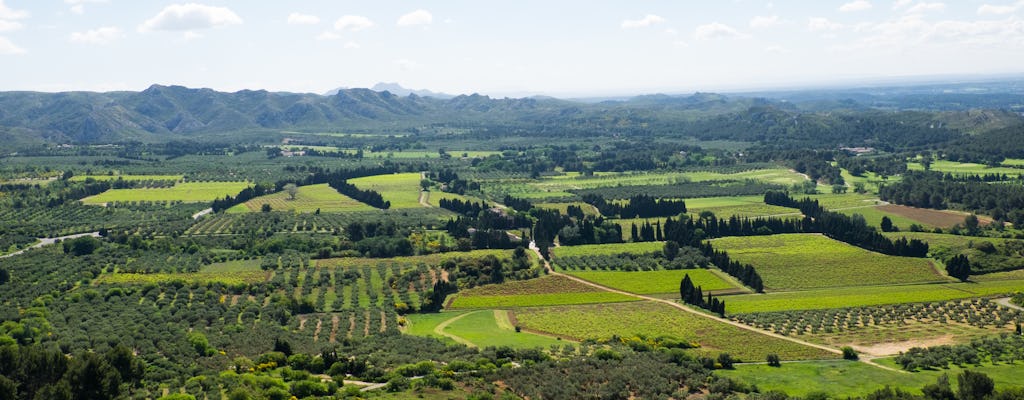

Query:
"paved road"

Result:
[[1, 231, 100, 259]]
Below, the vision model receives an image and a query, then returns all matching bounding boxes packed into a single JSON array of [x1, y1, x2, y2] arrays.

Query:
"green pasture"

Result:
[[535, 202, 601, 217], [717, 359, 1024, 398], [552, 242, 666, 258], [225, 183, 374, 213], [404, 310, 567, 349], [81, 181, 250, 204], [348, 173, 424, 208], [711, 234, 944, 290], [908, 160, 1024, 177]]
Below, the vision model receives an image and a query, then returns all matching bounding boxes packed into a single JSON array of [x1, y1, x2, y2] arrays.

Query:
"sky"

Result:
[[1, 0, 1023, 97]]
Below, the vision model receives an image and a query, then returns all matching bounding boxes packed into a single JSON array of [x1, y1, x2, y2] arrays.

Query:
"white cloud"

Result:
[[138, 3, 242, 32], [621, 14, 665, 29], [334, 15, 374, 31], [848, 14, 1024, 50], [397, 9, 432, 27], [808, 17, 844, 31], [978, 4, 1016, 15], [0, 36, 25, 55], [840, 0, 873, 12], [287, 12, 320, 25], [978, 2, 1024, 15], [70, 26, 122, 44], [892, 0, 913, 9], [395, 59, 419, 71], [316, 31, 341, 41], [344, 41, 360, 49], [749, 15, 781, 28], [905, 2, 946, 14], [0, 19, 20, 32], [65, 0, 108, 15], [764, 45, 789, 53], [694, 22, 743, 39], [0, 0, 28, 20]]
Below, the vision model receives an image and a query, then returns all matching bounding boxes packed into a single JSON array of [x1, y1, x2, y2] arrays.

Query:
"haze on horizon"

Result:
[[1, 0, 1024, 97]]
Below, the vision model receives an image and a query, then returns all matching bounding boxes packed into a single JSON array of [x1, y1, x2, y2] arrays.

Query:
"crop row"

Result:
[[186, 208, 449, 235], [732, 299, 1024, 337]]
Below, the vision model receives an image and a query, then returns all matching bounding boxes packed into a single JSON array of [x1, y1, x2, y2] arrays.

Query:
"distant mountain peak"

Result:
[[324, 82, 454, 99]]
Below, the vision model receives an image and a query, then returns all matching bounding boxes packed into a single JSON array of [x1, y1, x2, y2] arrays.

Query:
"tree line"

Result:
[[880, 171, 1024, 224], [581, 193, 687, 218], [679, 273, 726, 316], [765, 191, 929, 257]]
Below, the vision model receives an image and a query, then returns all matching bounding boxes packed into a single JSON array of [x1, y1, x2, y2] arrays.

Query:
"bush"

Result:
[[841, 346, 858, 360]]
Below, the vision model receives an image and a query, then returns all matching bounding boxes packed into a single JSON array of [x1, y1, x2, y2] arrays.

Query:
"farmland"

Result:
[[348, 172, 425, 208], [710, 234, 944, 290], [82, 181, 250, 204], [513, 301, 838, 361], [908, 160, 1024, 176], [718, 360, 1024, 398], [225, 183, 374, 213], [725, 279, 1024, 313], [563, 269, 739, 295], [404, 310, 568, 349], [551, 241, 666, 258], [68, 174, 184, 182], [449, 275, 638, 308]]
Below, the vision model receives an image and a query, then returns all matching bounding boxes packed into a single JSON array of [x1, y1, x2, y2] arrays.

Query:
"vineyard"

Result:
[[710, 234, 944, 290], [732, 299, 1023, 352], [348, 173, 425, 209], [565, 269, 740, 295], [185, 208, 450, 235], [226, 183, 375, 213], [512, 301, 838, 361], [448, 275, 637, 308]]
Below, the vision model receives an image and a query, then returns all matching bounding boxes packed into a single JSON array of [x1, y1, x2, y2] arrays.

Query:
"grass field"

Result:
[[95, 262, 267, 286], [908, 160, 1024, 177], [348, 173, 424, 208], [839, 169, 899, 194], [725, 279, 1024, 313], [710, 234, 943, 290], [552, 242, 666, 258], [225, 183, 374, 213], [685, 195, 800, 218], [717, 360, 1024, 398], [564, 269, 738, 295], [609, 217, 671, 240], [513, 301, 837, 361], [404, 310, 567, 349], [448, 275, 638, 308], [839, 205, 933, 230], [82, 181, 250, 204], [69, 174, 184, 182]]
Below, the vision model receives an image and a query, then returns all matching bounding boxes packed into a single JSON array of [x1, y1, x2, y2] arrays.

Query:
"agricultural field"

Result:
[[718, 360, 1024, 398], [513, 301, 838, 361], [348, 172, 424, 208], [551, 241, 666, 258], [563, 269, 740, 295], [838, 205, 938, 230], [710, 234, 944, 290], [82, 181, 250, 204], [225, 183, 374, 213], [908, 160, 1024, 176], [882, 231, 1024, 274], [68, 174, 184, 182], [725, 279, 1024, 313], [448, 275, 637, 308], [405, 310, 568, 349], [731, 299, 1021, 355], [684, 195, 800, 218]]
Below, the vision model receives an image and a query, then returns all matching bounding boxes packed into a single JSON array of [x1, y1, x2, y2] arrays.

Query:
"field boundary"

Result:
[[528, 241, 911, 372]]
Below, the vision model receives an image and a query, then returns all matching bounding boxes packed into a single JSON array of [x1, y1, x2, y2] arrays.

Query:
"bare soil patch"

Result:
[[878, 204, 991, 228]]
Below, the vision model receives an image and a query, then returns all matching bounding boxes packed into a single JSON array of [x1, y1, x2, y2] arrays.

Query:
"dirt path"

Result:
[[995, 297, 1024, 311], [1, 231, 100, 259], [527, 241, 903, 372], [432, 311, 477, 347], [419, 190, 431, 208], [191, 207, 213, 220]]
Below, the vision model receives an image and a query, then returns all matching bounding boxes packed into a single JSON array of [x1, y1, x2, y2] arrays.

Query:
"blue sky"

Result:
[[1, 1, 1023, 96]]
